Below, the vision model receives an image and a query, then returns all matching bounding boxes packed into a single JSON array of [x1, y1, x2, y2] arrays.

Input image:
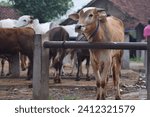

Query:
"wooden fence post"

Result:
[[122, 34, 130, 69], [33, 34, 49, 100], [147, 37, 150, 99], [10, 53, 20, 77]]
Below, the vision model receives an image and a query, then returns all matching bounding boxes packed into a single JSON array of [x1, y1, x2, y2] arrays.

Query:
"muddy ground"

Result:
[[0, 61, 147, 100]]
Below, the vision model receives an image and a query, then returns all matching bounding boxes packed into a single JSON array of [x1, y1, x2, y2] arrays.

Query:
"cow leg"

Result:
[[86, 57, 90, 81], [7, 60, 12, 76], [27, 57, 33, 80], [6, 58, 13, 76], [100, 61, 111, 100], [76, 58, 81, 81], [53, 53, 64, 83], [60, 65, 65, 76], [58, 63, 62, 83], [69, 50, 76, 75], [1, 59, 5, 76], [90, 56, 102, 100], [70, 57, 76, 75], [54, 70, 61, 83], [112, 57, 121, 100], [94, 70, 101, 100], [53, 68, 61, 83], [54, 69, 61, 83], [70, 58, 74, 75], [20, 54, 27, 71]]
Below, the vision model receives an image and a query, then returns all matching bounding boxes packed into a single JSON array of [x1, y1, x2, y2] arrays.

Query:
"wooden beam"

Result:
[[43, 41, 147, 50], [32, 34, 49, 100], [147, 37, 150, 99]]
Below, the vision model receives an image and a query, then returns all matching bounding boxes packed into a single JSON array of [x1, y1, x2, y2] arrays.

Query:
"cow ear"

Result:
[[69, 13, 79, 21], [96, 8, 107, 21], [30, 16, 34, 20]]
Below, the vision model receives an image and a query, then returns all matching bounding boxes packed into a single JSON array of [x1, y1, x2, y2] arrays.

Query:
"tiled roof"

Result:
[[61, 0, 150, 29], [0, 6, 20, 20], [109, 0, 150, 27]]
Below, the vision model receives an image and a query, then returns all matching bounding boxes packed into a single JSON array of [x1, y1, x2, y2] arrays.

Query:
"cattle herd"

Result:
[[0, 7, 125, 100]]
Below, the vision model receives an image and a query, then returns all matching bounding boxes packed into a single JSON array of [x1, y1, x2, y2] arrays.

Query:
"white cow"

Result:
[[0, 19, 17, 28], [32, 19, 58, 34], [16, 16, 59, 34]]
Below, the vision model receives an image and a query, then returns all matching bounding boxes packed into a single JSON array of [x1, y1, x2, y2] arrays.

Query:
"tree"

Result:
[[11, 0, 73, 22], [0, 1, 12, 6]]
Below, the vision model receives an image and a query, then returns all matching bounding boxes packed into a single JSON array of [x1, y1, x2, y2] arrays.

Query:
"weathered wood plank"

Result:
[[147, 37, 150, 99], [32, 34, 49, 100]]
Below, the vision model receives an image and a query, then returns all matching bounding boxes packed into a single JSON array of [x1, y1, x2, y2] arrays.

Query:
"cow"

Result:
[[0, 15, 35, 76], [75, 34, 90, 81], [0, 27, 35, 80], [69, 7, 124, 100], [15, 16, 70, 83], [43, 26, 69, 83]]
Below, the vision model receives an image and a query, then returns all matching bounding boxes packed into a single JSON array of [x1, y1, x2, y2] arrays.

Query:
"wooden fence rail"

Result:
[[33, 34, 150, 100]]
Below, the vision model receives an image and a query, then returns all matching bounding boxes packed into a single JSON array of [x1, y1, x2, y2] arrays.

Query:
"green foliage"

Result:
[[130, 57, 142, 62], [0, 1, 12, 6], [63, 95, 78, 100], [11, 0, 73, 22]]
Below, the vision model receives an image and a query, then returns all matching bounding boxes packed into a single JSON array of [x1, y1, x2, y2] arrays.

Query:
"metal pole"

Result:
[[147, 37, 150, 99], [43, 41, 147, 50]]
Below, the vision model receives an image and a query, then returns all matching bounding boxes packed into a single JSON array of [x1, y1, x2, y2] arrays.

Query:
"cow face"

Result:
[[69, 7, 107, 33], [15, 15, 34, 27]]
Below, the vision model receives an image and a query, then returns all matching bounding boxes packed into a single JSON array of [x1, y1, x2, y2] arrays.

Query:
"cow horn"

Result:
[[96, 8, 106, 12]]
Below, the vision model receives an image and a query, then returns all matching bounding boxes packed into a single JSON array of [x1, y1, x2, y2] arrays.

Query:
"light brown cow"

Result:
[[69, 7, 124, 100]]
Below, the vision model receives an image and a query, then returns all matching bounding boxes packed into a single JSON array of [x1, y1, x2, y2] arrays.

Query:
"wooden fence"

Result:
[[33, 34, 150, 100]]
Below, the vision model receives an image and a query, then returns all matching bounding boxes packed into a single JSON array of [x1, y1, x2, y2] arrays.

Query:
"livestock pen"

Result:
[[33, 34, 150, 100]]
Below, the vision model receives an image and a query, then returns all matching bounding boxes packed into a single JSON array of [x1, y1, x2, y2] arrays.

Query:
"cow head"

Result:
[[15, 15, 34, 27], [69, 7, 107, 40]]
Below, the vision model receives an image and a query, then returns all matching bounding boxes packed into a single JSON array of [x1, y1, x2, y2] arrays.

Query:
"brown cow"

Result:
[[76, 34, 90, 81], [0, 27, 35, 79], [44, 26, 69, 83], [69, 7, 124, 100]]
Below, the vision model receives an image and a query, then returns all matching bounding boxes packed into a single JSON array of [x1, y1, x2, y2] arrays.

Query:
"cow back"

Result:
[[0, 27, 35, 57]]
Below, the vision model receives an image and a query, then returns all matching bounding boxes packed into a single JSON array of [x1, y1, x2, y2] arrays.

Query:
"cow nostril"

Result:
[[75, 25, 82, 30]]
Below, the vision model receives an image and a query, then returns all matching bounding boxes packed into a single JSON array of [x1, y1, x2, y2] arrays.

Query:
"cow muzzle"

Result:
[[75, 24, 85, 32]]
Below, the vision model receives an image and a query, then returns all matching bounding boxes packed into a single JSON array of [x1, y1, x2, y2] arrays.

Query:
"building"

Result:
[[61, 0, 150, 59], [0, 6, 20, 20]]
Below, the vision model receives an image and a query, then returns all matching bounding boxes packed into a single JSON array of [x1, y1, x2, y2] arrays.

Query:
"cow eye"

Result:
[[89, 14, 93, 18], [23, 19, 27, 22]]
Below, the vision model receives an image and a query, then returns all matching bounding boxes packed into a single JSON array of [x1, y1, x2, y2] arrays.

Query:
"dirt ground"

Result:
[[0, 61, 147, 100]]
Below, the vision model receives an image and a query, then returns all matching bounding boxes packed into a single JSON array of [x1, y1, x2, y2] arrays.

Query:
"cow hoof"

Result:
[[6, 73, 12, 77], [102, 94, 106, 100], [115, 96, 121, 100], [28, 84, 33, 88], [1, 73, 5, 76], [54, 78, 61, 83], [69, 73, 73, 76], [58, 79, 61, 83], [22, 68, 26, 71]]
